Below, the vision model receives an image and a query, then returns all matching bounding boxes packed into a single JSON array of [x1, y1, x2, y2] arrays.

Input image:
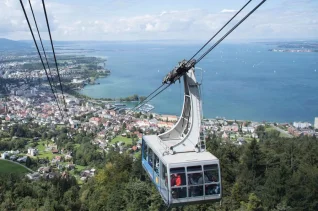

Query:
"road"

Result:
[[270, 124, 293, 138]]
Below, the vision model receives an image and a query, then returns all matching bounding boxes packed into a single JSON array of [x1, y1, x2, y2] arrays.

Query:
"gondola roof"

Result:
[[143, 135, 218, 165]]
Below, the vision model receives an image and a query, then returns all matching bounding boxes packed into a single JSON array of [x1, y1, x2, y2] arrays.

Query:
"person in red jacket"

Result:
[[171, 174, 182, 198], [175, 174, 182, 186]]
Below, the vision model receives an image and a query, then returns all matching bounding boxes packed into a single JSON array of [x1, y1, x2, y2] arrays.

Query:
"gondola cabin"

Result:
[[142, 136, 221, 206], [141, 67, 222, 206]]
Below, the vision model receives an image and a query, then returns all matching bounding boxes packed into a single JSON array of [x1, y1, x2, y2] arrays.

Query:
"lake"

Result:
[[67, 41, 318, 123]]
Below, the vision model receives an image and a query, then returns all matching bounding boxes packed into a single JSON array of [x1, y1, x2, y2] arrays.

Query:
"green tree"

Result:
[[239, 193, 264, 211], [42, 132, 48, 140], [25, 156, 31, 168], [123, 179, 152, 210], [255, 125, 266, 139], [242, 139, 264, 179]]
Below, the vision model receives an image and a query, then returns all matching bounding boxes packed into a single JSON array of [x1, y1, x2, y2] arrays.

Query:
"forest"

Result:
[[119, 94, 147, 102], [0, 128, 317, 211]]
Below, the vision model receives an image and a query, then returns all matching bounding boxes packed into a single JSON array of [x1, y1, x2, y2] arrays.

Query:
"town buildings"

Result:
[[293, 122, 311, 129]]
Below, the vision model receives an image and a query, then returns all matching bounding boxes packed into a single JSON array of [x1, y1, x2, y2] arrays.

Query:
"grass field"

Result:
[[56, 124, 66, 130], [110, 135, 132, 145], [266, 127, 290, 138], [37, 141, 46, 151], [36, 141, 61, 159], [0, 159, 31, 174], [75, 164, 87, 171]]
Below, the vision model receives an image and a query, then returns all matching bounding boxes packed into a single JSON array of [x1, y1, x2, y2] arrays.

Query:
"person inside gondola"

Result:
[[211, 175, 218, 182], [154, 157, 159, 174], [171, 174, 183, 198], [175, 174, 181, 186], [171, 174, 177, 198], [205, 183, 220, 195], [188, 173, 204, 197], [205, 174, 220, 195], [171, 173, 182, 187], [188, 174, 196, 185], [188, 173, 201, 185], [198, 174, 209, 184], [213, 184, 220, 194], [171, 174, 176, 186]]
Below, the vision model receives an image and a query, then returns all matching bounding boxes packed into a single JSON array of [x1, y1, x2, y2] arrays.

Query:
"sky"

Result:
[[0, 0, 317, 41]]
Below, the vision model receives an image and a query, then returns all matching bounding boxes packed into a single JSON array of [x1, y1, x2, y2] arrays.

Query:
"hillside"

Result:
[[0, 159, 32, 174], [0, 132, 317, 210], [0, 38, 31, 50]]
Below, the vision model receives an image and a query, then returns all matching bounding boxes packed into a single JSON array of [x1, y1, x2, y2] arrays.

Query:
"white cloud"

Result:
[[0, 0, 59, 38], [0, 0, 317, 41], [221, 9, 237, 13]]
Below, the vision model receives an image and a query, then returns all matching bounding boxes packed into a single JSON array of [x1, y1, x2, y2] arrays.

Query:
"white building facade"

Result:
[[293, 122, 311, 129], [315, 117, 318, 129]]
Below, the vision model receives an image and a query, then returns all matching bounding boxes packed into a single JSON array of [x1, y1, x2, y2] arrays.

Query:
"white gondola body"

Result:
[[142, 68, 222, 206]]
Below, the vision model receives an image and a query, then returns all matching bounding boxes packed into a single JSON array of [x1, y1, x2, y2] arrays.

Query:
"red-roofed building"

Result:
[[158, 115, 178, 122], [55, 156, 62, 161], [89, 117, 101, 126], [52, 148, 59, 154], [222, 125, 239, 132], [166, 122, 175, 128]]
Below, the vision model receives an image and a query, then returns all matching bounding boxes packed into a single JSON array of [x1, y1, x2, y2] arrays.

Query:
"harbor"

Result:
[[105, 102, 155, 114], [137, 103, 155, 113]]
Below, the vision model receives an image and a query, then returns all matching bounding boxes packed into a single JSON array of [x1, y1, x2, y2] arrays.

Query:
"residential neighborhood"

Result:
[[1, 85, 317, 183]]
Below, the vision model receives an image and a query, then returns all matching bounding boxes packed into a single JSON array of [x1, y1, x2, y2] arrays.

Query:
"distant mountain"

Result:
[[0, 38, 31, 50]]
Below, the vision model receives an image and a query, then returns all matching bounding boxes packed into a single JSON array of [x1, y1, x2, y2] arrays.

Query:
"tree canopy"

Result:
[[1, 132, 317, 211]]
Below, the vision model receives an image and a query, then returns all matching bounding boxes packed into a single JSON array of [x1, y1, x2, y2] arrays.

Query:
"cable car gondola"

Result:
[[142, 66, 221, 206], [141, 0, 267, 206]]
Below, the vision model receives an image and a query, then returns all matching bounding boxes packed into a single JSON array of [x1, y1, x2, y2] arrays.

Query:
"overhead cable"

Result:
[[132, 84, 171, 112], [132, 0, 267, 106], [196, 0, 267, 64], [19, 0, 64, 119], [42, 0, 68, 111], [28, 0, 61, 105], [188, 0, 253, 62], [131, 84, 165, 111]]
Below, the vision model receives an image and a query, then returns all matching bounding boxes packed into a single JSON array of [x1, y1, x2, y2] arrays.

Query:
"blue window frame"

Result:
[[142, 139, 153, 179]]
